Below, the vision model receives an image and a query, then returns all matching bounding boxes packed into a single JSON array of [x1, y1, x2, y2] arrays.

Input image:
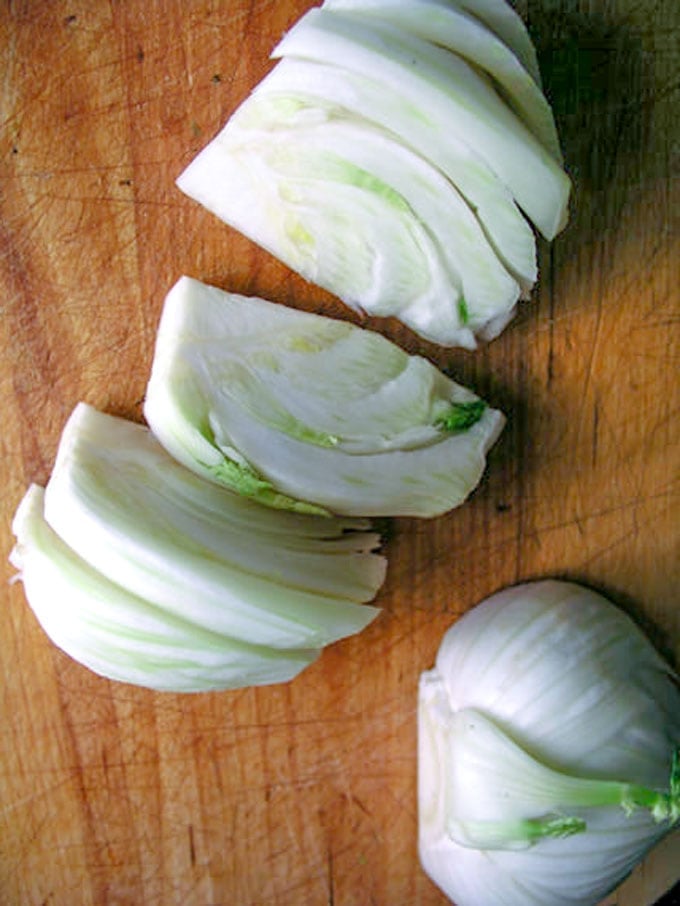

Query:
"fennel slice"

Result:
[[145, 277, 505, 517], [321, 0, 562, 162], [10, 484, 322, 692], [271, 8, 570, 240], [42, 403, 385, 650]]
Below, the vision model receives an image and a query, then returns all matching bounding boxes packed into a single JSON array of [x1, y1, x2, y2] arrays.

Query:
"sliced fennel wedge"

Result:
[[41, 403, 385, 651], [177, 60, 534, 338], [230, 56, 539, 295], [271, 8, 569, 240], [10, 485, 321, 692], [177, 1, 571, 347], [143, 277, 505, 518], [418, 580, 680, 906], [185, 108, 519, 345], [321, 0, 562, 162]]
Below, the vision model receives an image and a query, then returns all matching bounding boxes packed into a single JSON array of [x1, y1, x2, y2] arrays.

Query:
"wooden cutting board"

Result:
[[1, 1, 678, 903]]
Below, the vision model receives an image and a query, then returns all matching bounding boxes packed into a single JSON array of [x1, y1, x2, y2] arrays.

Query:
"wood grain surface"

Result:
[[1, 1, 678, 904]]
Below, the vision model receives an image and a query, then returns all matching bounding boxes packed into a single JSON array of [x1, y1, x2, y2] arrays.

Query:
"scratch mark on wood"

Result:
[[351, 794, 371, 818], [188, 824, 196, 867], [327, 845, 334, 906], [0, 774, 77, 816], [101, 744, 109, 784]]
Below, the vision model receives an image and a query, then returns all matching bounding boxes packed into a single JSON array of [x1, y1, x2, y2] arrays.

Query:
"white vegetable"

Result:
[[178, 61, 531, 342], [177, 0, 570, 348], [415, 0, 543, 88], [238, 55, 540, 295], [10, 485, 321, 692], [143, 276, 505, 517], [38, 403, 385, 652], [271, 8, 569, 240], [418, 580, 680, 906], [186, 107, 520, 346], [321, 0, 562, 162]]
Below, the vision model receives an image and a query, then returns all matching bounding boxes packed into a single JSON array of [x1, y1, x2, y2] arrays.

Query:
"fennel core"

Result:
[[621, 746, 680, 824], [447, 729, 680, 851], [509, 745, 680, 847], [434, 400, 486, 432], [208, 455, 330, 516]]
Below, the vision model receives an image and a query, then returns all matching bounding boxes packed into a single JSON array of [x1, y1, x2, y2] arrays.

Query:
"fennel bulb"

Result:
[[10, 485, 321, 692], [418, 580, 680, 906], [24, 402, 385, 658], [176, 0, 570, 347], [143, 276, 505, 517]]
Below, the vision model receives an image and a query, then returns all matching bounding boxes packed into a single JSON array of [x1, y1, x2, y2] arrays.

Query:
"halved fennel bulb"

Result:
[[177, 0, 570, 348], [10, 485, 321, 692], [36, 403, 385, 654], [418, 580, 680, 906], [143, 276, 505, 517]]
